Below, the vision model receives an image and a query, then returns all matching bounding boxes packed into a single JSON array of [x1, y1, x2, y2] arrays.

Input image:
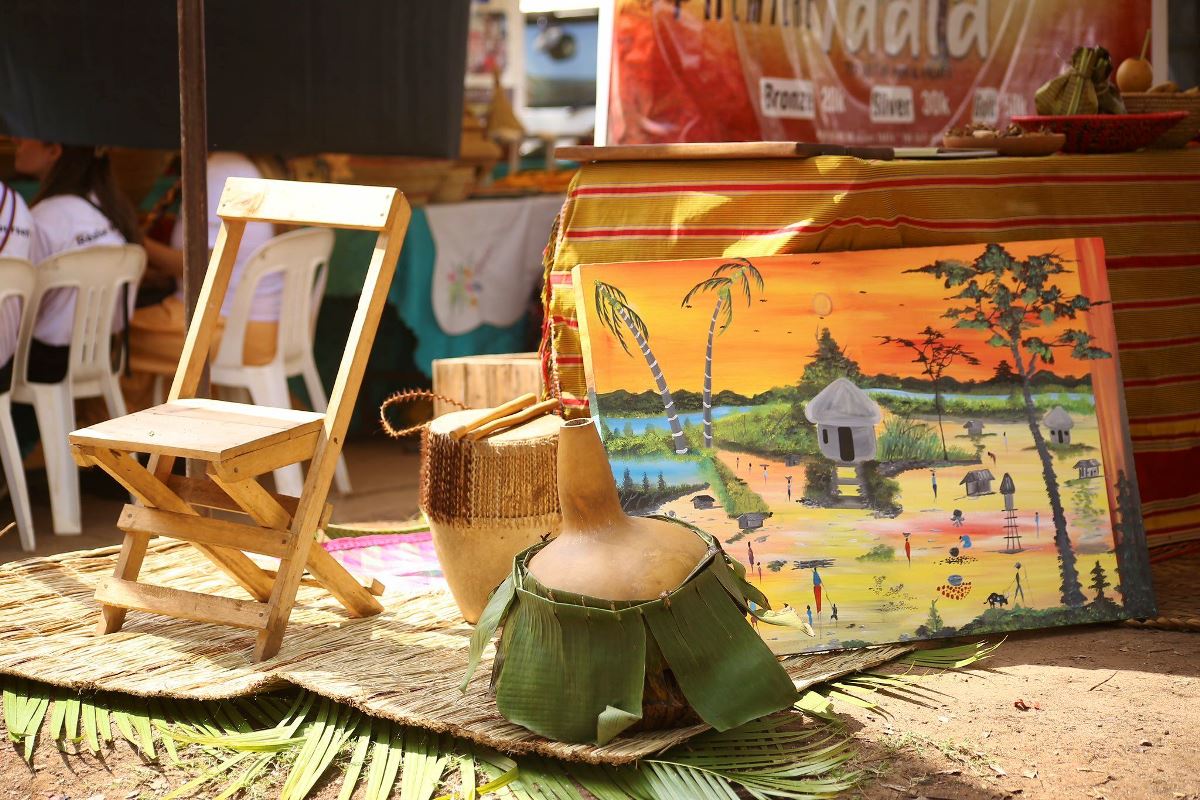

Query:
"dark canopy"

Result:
[[0, 0, 470, 157]]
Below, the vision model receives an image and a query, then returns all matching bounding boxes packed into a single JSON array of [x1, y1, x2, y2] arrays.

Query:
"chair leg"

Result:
[[97, 530, 151, 634], [31, 384, 81, 535], [100, 374, 128, 419], [0, 395, 35, 551], [300, 360, 351, 494], [246, 370, 305, 498]]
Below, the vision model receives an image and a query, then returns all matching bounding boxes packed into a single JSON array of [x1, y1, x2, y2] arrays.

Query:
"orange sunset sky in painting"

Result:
[[577, 239, 1112, 396]]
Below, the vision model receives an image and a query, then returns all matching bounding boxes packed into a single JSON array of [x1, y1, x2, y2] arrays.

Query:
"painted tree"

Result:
[[594, 281, 689, 454], [991, 359, 1017, 383], [878, 327, 980, 460], [925, 599, 944, 634], [800, 328, 862, 394], [907, 244, 1111, 607], [657, 471, 667, 492], [681, 257, 765, 448], [621, 468, 636, 495], [641, 472, 652, 493], [1089, 560, 1110, 600], [1112, 470, 1156, 617]]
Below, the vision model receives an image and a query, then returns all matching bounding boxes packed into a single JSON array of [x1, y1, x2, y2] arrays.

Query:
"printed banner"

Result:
[[609, 0, 1152, 146]]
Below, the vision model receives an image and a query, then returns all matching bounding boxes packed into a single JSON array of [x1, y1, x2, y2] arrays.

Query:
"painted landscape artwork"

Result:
[[573, 239, 1155, 655]]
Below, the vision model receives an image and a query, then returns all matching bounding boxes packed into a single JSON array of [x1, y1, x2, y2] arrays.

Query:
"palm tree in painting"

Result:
[[682, 258, 765, 449], [594, 280, 689, 454]]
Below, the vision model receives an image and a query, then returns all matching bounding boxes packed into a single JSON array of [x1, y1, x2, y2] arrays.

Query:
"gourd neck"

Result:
[[557, 419, 626, 533]]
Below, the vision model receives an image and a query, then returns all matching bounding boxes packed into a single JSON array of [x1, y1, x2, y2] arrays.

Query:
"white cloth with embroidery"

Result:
[[427, 194, 562, 336]]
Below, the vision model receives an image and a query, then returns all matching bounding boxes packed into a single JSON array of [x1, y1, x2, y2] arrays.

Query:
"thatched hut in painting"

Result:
[[960, 469, 995, 497], [804, 378, 882, 464], [1043, 406, 1075, 445]]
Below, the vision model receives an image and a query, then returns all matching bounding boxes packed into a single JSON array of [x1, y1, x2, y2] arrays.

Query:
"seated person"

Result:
[[127, 152, 278, 410], [0, 181, 35, 388], [13, 140, 140, 384]]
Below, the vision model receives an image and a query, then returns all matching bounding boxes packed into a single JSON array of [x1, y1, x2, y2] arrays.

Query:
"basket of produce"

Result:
[[943, 123, 1065, 156], [1121, 86, 1200, 148], [1012, 112, 1187, 154]]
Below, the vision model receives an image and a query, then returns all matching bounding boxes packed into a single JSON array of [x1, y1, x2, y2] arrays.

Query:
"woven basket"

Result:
[[420, 409, 562, 623], [1122, 93, 1200, 148]]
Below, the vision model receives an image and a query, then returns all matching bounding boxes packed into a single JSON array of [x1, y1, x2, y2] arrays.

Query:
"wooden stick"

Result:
[[0, 522, 15, 541], [465, 399, 560, 441], [450, 393, 538, 440]]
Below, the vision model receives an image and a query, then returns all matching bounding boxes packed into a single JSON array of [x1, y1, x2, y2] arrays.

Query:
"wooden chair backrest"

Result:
[[165, 177, 411, 540]]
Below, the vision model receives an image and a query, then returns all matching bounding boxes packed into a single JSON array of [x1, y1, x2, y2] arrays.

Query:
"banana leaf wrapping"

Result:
[[461, 520, 799, 745], [1035, 46, 1126, 115]]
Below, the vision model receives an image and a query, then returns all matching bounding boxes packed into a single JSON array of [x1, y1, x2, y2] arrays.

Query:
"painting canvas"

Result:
[[573, 238, 1156, 655]]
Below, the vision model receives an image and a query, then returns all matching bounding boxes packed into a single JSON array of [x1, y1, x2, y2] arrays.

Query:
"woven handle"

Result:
[[380, 389, 468, 438]]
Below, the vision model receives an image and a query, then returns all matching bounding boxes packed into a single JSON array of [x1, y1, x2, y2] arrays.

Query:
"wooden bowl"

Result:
[[943, 132, 1065, 156]]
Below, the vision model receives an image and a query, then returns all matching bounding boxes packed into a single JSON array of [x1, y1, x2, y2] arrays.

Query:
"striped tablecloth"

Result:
[[539, 151, 1200, 557]]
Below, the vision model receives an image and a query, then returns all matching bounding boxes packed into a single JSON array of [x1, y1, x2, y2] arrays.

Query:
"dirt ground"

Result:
[[1, 624, 1196, 800]]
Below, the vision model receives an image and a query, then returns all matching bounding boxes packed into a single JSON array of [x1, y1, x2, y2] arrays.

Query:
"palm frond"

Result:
[[893, 640, 1000, 670], [0, 638, 999, 800], [594, 280, 649, 356], [682, 276, 732, 307]]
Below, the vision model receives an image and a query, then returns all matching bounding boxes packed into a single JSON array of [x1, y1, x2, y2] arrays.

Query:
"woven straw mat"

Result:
[[0, 541, 910, 765], [1126, 554, 1200, 632]]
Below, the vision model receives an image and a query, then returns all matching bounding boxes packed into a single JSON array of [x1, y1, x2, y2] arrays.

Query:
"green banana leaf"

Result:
[[463, 520, 797, 745]]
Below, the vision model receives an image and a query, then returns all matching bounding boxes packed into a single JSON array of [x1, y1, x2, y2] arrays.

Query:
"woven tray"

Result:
[[1122, 93, 1200, 148]]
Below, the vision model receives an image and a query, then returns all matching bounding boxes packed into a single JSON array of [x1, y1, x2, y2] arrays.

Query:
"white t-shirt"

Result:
[[170, 153, 278, 321], [0, 184, 34, 367], [29, 194, 127, 346]]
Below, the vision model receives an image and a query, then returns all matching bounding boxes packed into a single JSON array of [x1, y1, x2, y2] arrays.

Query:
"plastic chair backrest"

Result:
[[213, 227, 335, 371], [0, 258, 36, 393], [15, 245, 145, 385]]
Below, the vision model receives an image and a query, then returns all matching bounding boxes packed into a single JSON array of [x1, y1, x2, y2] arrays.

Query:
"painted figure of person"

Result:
[[762, 464, 768, 484], [987, 450, 997, 466], [806, 604, 814, 628], [958, 533, 973, 549], [951, 509, 965, 527], [747, 541, 755, 568], [830, 602, 839, 623], [930, 469, 938, 499], [1013, 562, 1026, 604], [736, 456, 740, 471], [786, 474, 793, 501], [1035, 511, 1040, 538], [903, 531, 912, 565], [1003, 430, 1008, 450], [811, 567, 823, 613], [748, 599, 759, 628]]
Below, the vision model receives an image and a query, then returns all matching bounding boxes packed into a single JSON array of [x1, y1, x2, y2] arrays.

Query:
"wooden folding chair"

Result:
[[68, 177, 411, 661]]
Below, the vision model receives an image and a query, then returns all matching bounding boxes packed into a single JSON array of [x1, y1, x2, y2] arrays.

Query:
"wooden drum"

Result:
[[420, 409, 562, 623]]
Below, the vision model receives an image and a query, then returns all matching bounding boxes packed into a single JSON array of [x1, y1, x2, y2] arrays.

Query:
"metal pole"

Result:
[[177, 0, 208, 398]]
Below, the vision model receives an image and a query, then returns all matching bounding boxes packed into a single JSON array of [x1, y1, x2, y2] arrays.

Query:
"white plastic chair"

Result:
[[209, 227, 351, 497], [12, 244, 145, 535], [0, 258, 37, 550]]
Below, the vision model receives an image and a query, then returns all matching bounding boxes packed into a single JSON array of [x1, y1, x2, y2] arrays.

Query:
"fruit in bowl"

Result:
[[1116, 30, 1154, 93]]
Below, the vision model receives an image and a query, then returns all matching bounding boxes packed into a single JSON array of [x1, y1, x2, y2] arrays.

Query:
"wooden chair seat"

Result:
[[70, 398, 323, 480]]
